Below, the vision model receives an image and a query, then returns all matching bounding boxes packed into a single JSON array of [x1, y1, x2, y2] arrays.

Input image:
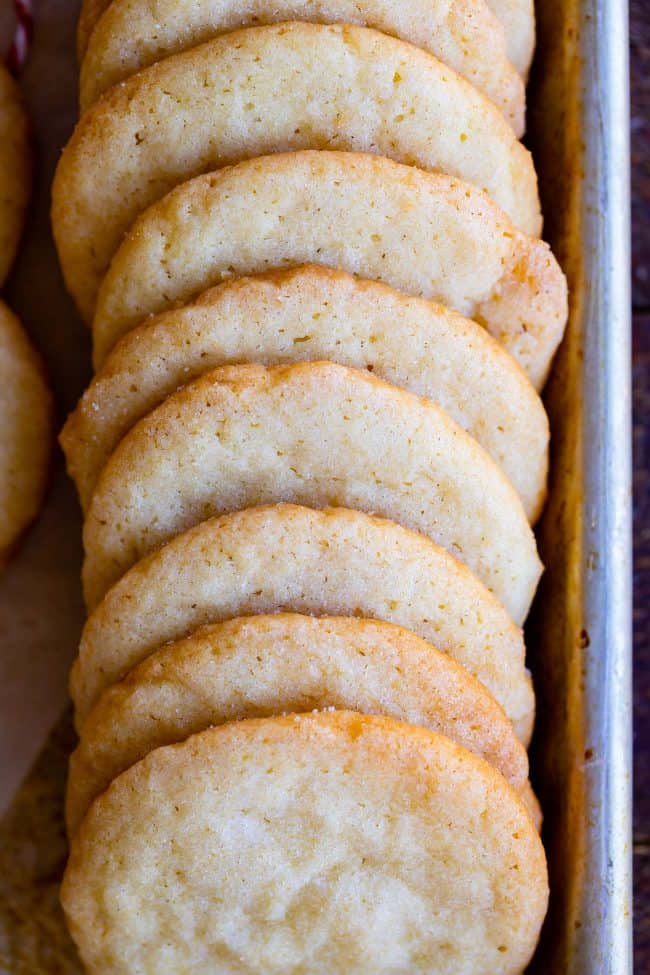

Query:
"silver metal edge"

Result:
[[578, 0, 633, 968]]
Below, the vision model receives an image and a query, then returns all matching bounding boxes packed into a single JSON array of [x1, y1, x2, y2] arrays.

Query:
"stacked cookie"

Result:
[[54, 4, 568, 972], [0, 64, 52, 569]]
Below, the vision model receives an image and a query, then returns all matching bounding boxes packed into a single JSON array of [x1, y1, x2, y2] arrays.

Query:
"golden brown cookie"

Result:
[[61, 267, 549, 519], [62, 711, 548, 975], [54, 23, 540, 322], [0, 301, 53, 567], [66, 613, 536, 834], [76, 0, 535, 79], [66, 613, 539, 834], [78, 0, 524, 130], [81, 361, 542, 616], [90, 151, 567, 390], [72, 504, 534, 741], [488, 0, 535, 75]]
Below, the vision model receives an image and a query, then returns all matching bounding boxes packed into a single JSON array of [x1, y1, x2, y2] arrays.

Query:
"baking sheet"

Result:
[[526, 0, 633, 968], [0, 0, 634, 970]]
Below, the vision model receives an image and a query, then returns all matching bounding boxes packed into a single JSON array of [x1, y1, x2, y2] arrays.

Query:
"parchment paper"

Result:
[[0, 0, 87, 815]]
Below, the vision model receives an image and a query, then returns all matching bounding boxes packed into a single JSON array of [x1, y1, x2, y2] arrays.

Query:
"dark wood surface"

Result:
[[632, 0, 649, 968]]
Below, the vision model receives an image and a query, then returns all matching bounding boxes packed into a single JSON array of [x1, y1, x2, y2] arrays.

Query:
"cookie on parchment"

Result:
[[61, 266, 549, 519], [81, 361, 542, 618], [78, 0, 524, 129], [0, 301, 52, 568], [0, 64, 30, 289], [53, 22, 540, 322], [90, 151, 567, 390], [72, 504, 534, 741], [62, 711, 548, 975], [66, 613, 537, 835]]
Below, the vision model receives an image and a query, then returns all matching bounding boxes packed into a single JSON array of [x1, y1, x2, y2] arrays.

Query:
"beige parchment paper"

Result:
[[0, 1, 88, 968], [0, 0, 87, 819]]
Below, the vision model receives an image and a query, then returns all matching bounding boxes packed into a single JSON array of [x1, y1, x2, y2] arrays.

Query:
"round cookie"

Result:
[[54, 22, 541, 323], [62, 711, 548, 975], [91, 151, 567, 390], [73, 504, 534, 741], [489, 0, 535, 76], [61, 266, 549, 519], [0, 302, 53, 567], [0, 65, 31, 289], [78, 0, 525, 132], [76, 0, 534, 81], [67, 614, 539, 836], [81, 361, 542, 617]]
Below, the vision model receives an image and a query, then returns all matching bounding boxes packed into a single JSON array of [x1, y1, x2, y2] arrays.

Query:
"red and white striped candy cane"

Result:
[[6, 0, 34, 73]]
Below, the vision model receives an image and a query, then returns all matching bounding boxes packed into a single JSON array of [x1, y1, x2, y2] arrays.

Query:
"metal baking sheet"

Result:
[[526, 0, 633, 969], [0, 0, 635, 971]]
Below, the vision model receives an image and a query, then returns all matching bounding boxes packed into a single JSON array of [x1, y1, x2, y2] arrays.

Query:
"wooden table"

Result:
[[631, 0, 649, 967]]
